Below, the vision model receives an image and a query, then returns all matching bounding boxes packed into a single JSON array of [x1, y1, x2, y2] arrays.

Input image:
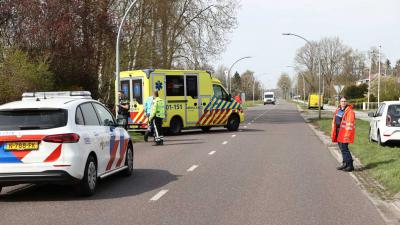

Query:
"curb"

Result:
[[294, 102, 400, 225]]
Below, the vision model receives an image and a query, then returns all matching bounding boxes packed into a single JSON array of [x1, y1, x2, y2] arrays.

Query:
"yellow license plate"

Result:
[[5, 142, 39, 151]]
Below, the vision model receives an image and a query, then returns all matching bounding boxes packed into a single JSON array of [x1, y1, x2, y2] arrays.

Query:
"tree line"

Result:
[[0, 0, 238, 106], [278, 36, 400, 103]]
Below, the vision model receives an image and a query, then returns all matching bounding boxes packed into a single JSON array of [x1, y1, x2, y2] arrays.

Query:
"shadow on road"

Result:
[[0, 169, 180, 201], [355, 159, 396, 171]]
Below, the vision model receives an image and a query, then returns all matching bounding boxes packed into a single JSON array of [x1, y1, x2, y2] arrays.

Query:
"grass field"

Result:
[[129, 131, 144, 143], [312, 118, 400, 197]]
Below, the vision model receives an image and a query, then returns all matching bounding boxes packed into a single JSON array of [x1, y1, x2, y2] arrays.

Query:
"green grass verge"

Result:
[[242, 100, 263, 109], [129, 131, 144, 143], [312, 118, 400, 197]]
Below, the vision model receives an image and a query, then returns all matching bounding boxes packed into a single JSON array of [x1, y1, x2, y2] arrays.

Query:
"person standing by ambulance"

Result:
[[118, 91, 130, 130], [143, 95, 154, 142], [331, 97, 356, 172], [149, 91, 165, 145]]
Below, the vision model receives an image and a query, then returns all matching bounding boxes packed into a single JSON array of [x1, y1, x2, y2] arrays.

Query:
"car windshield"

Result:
[[0, 109, 68, 130], [265, 95, 273, 98]]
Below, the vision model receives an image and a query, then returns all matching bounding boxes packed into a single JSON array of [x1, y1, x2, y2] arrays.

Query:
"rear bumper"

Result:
[[382, 129, 400, 143], [0, 171, 79, 186]]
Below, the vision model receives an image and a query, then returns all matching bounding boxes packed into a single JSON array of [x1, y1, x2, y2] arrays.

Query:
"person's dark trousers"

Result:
[[153, 117, 164, 144], [144, 118, 154, 142], [338, 142, 354, 171]]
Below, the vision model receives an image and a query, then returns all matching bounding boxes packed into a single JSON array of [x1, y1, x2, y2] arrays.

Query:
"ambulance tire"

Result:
[[227, 114, 240, 131], [122, 144, 134, 177], [77, 155, 97, 196], [201, 126, 211, 132], [169, 116, 183, 135]]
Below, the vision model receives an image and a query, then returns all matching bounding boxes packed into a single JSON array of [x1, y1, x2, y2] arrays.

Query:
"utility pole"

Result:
[[378, 45, 381, 106]]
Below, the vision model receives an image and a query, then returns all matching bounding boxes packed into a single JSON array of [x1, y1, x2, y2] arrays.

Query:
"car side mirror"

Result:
[[367, 112, 375, 117], [226, 94, 232, 102], [116, 118, 126, 127]]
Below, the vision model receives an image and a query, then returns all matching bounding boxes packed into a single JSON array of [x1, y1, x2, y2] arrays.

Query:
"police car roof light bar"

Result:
[[22, 91, 92, 99]]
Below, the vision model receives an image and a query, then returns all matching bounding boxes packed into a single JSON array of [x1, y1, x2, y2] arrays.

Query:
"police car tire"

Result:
[[377, 130, 385, 147], [227, 114, 240, 131], [122, 145, 134, 177], [77, 155, 97, 196], [0, 186, 2, 194]]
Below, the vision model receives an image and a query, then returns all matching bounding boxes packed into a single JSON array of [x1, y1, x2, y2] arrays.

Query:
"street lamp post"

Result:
[[116, 1, 138, 94], [378, 45, 382, 106], [287, 66, 306, 104], [283, 33, 322, 119], [228, 56, 252, 93], [252, 73, 268, 104]]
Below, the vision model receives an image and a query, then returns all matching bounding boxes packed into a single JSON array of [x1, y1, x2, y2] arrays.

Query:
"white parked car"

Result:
[[0, 91, 133, 196], [368, 101, 400, 145]]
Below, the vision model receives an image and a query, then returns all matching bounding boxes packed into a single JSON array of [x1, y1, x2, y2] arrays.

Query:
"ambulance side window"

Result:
[[186, 76, 198, 99], [166, 76, 184, 96], [213, 85, 228, 100]]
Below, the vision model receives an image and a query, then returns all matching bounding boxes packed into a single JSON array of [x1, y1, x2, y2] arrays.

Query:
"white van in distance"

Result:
[[263, 92, 276, 105]]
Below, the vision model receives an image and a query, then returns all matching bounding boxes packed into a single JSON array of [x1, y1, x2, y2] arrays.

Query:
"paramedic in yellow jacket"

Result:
[[149, 91, 165, 145]]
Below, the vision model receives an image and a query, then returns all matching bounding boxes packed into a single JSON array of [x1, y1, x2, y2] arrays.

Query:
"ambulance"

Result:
[[116, 69, 244, 134]]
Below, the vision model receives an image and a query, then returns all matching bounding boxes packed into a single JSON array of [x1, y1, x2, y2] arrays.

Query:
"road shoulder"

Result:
[[295, 103, 400, 225]]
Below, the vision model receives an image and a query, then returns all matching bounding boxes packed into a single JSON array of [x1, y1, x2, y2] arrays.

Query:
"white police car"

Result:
[[369, 101, 400, 146], [0, 91, 133, 196]]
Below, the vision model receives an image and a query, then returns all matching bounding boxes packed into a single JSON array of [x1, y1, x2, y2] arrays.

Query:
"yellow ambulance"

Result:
[[308, 93, 324, 109], [116, 69, 244, 134]]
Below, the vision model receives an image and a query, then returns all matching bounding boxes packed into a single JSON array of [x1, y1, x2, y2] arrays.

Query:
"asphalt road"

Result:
[[0, 101, 385, 225]]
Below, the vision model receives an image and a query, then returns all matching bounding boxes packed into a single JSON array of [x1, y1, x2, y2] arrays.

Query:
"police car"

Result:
[[0, 91, 133, 196]]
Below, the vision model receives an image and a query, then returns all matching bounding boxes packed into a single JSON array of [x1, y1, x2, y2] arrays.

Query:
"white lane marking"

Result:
[[222, 141, 228, 145], [187, 165, 199, 172], [232, 134, 236, 138], [243, 126, 247, 128], [150, 189, 169, 201], [208, 151, 216, 155], [248, 123, 251, 125]]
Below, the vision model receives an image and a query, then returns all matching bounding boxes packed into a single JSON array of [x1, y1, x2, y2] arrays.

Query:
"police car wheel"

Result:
[[227, 114, 240, 131], [122, 145, 134, 177], [377, 130, 385, 147], [170, 117, 182, 135], [77, 155, 97, 196]]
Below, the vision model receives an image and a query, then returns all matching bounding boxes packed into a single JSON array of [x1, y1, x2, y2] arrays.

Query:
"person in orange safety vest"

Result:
[[331, 97, 356, 172]]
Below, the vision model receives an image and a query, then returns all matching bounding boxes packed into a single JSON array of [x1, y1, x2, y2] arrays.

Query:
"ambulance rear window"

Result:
[[0, 109, 68, 130]]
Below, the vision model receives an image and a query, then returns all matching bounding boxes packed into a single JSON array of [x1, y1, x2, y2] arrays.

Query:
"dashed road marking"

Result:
[[232, 134, 236, 138], [248, 123, 251, 125], [243, 126, 247, 128], [222, 141, 228, 145], [187, 165, 199, 172], [150, 189, 169, 201], [208, 151, 216, 155]]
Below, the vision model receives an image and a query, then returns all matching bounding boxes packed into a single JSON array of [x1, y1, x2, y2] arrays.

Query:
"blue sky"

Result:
[[214, 0, 400, 89]]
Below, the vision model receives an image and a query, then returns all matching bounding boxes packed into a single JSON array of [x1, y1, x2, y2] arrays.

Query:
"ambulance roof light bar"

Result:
[[22, 91, 92, 100]]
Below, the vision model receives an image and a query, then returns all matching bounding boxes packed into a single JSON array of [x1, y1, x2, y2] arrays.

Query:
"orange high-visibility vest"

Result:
[[331, 105, 356, 144]]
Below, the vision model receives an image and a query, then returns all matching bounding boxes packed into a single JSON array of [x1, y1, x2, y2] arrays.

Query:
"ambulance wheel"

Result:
[[77, 155, 97, 196], [122, 144, 134, 177], [201, 126, 211, 132], [169, 117, 182, 135], [227, 114, 240, 131]]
